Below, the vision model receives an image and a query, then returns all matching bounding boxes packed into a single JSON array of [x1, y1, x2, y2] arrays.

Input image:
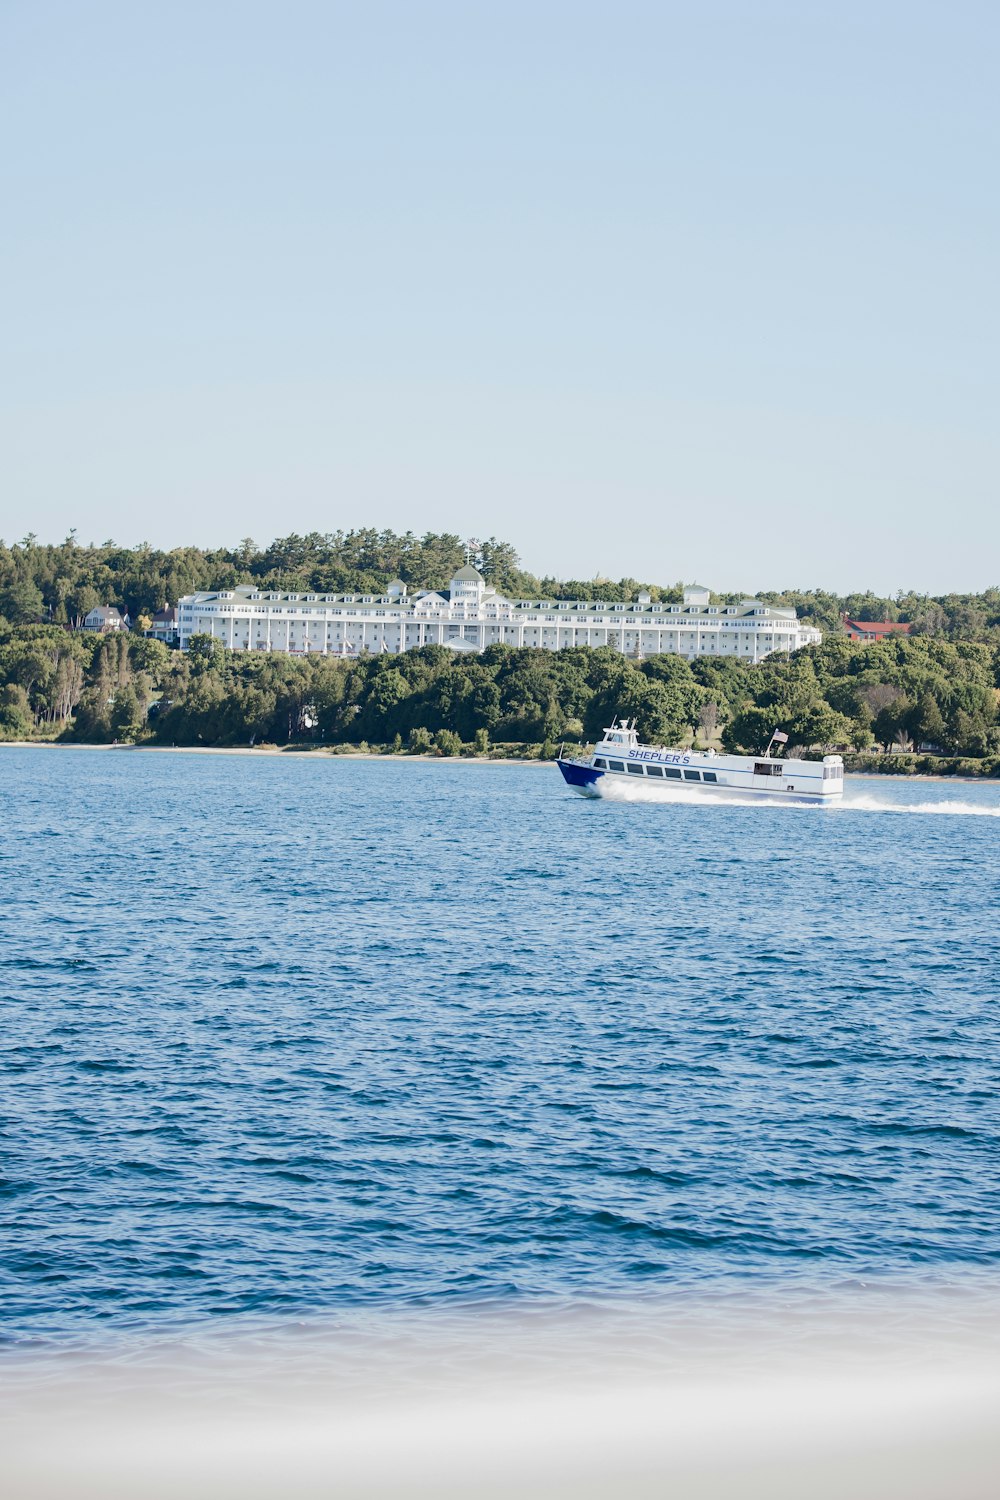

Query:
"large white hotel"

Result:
[[177, 569, 820, 663]]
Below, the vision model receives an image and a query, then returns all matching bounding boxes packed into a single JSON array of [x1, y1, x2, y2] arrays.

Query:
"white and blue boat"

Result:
[[557, 720, 844, 804]]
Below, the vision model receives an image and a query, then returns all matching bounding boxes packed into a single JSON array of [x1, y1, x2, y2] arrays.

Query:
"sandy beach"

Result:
[[0, 740, 547, 765]]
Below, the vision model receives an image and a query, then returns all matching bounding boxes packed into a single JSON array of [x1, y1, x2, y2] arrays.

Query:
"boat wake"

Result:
[[593, 779, 814, 810], [589, 779, 1000, 816], [840, 792, 1000, 818]]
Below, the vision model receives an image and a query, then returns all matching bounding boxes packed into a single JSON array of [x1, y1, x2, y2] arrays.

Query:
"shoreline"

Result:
[[0, 740, 547, 765], [2, 740, 999, 783]]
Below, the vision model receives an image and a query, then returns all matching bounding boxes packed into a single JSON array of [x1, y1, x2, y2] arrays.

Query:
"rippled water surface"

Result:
[[3, 748, 1000, 1352]]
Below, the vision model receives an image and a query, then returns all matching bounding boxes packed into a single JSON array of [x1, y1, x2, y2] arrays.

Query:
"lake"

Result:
[[3, 748, 1000, 1354]]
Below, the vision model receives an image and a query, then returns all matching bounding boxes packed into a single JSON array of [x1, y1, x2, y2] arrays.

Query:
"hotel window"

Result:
[[683, 769, 701, 781]]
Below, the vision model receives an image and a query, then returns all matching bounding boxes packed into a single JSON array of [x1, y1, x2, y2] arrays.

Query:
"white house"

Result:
[[147, 606, 178, 644], [176, 570, 820, 663], [83, 605, 129, 633]]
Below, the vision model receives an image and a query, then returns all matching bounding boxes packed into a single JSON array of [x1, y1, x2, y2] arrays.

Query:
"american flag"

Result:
[[772, 729, 789, 743]]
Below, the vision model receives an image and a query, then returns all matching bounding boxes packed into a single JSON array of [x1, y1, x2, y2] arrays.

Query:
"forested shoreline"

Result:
[[2, 533, 1000, 774], [3, 529, 999, 633]]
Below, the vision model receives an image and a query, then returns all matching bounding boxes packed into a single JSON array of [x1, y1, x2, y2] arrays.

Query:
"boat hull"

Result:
[[557, 758, 839, 806], [557, 758, 606, 796]]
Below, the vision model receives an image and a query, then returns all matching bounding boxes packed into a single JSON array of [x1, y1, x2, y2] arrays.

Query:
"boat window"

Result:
[[647, 764, 664, 777], [664, 766, 682, 779], [627, 763, 645, 776], [608, 760, 625, 773], [594, 757, 608, 769], [702, 770, 718, 783], [683, 769, 701, 781], [754, 762, 783, 777]]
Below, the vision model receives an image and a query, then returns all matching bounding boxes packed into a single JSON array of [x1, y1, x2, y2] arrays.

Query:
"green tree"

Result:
[[0, 579, 44, 624], [67, 585, 100, 628], [434, 728, 462, 756], [722, 707, 781, 754], [873, 696, 911, 751], [910, 692, 947, 749], [187, 633, 226, 670], [359, 667, 410, 741], [110, 684, 145, 741], [0, 683, 34, 739], [848, 703, 876, 751], [785, 703, 852, 750]]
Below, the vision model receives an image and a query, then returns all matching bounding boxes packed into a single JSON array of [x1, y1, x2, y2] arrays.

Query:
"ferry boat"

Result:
[[557, 720, 844, 804]]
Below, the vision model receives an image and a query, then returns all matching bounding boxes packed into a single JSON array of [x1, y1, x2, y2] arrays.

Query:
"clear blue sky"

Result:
[[2, 1, 998, 593]]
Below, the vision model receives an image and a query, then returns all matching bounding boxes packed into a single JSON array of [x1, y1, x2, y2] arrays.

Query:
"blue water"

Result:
[[2, 748, 999, 1352]]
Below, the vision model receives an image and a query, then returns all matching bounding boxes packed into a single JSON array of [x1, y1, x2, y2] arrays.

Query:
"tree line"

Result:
[[2, 617, 999, 774], [1, 532, 999, 768], [3, 530, 1000, 639]]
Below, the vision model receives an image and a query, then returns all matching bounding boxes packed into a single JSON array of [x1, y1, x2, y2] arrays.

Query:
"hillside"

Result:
[[2, 533, 999, 767]]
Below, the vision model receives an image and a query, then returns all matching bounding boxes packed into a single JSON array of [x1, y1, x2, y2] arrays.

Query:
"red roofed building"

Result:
[[842, 616, 912, 642]]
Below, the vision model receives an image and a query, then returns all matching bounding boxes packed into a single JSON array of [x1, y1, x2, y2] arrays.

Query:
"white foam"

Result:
[[840, 792, 1000, 817], [594, 778, 784, 809], [588, 777, 1000, 817]]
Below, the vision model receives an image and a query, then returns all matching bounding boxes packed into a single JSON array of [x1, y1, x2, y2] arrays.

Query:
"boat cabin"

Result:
[[600, 719, 639, 749]]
